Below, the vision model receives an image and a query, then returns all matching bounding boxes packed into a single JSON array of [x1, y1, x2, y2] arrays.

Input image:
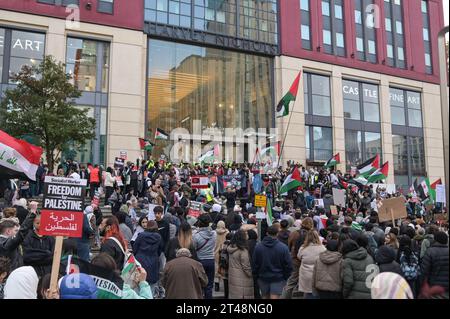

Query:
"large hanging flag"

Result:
[[430, 178, 442, 202], [348, 176, 368, 187], [0, 130, 43, 181], [357, 154, 380, 178], [155, 128, 169, 140], [139, 138, 154, 151], [324, 153, 341, 169], [367, 161, 389, 183], [276, 71, 302, 118], [279, 166, 302, 195], [266, 196, 274, 226]]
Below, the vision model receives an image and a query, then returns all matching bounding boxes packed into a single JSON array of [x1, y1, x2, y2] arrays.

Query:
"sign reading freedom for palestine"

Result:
[[40, 176, 87, 238]]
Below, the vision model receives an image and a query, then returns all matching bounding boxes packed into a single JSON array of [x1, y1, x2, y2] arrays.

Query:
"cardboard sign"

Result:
[[119, 151, 127, 160], [436, 184, 446, 203], [372, 183, 397, 194], [330, 205, 338, 215], [191, 175, 210, 189], [332, 188, 346, 207], [377, 197, 407, 223], [114, 157, 125, 169], [254, 195, 267, 207], [40, 176, 87, 237]]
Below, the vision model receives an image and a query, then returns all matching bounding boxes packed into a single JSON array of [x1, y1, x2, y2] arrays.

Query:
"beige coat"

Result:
[[227, 246, 254, 299], [312, 250, 343, 293], [297, 244, 326, 293], [214, 225, 229, 278]]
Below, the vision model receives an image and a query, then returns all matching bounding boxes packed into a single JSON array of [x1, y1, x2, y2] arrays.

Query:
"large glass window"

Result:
[[322, 0, 346, 57], [145, 0, 278, 45], [66, 38, 110, 93], [390, 88, 423, 128], [306, 126, 333, 161], [147, 39, 274, 159], [343, 80, 380, 122], [354, 0, 377, 63], [8, 30, 45, 83], [384, 0, 406, 68], [345, 130, 381, 170], [304, 73, 331, 116], [0, 28, 4, 79], [421, 0, 432, 74], [301, 0, 312, 50]]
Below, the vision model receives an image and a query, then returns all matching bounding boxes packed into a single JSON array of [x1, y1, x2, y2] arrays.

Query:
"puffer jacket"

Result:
[[193, 227, 217, 260], [421, 243, 449, 291], [375, 245, 402, 275], [297, 244, 326, 293], [227, 246, 254, 299], [313, 250, 343, 293], [343, 244, 375, 299]]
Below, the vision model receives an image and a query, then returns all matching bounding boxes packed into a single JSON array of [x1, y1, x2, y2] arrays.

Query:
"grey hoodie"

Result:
[[193, 227, 217, 260]]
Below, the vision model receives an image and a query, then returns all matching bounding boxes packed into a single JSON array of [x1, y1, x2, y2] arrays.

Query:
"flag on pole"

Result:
[[430, 178, 442, 202], [0, 130, 43, 181], [155, 128, 169, 140], [338, 176, 349, 189], [139, 138, 154, 151], [357, 154, 380, 178], [266, 196, 274, 226], [417, 178, 431, 202], [367, 161, 389, 183], [324, 153, 341, 169], [276, 71, 302, 118], [279, 166, 302, 195]]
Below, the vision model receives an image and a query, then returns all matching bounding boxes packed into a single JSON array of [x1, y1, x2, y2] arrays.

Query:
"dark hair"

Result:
[[280, 219, 289, 229], [231, 230, 248, 250], [116, 212, 127, 224], [0, 256, 11, 275], [398, 235, 413, 262], [106, 167, 113, 174], [154, 206, 164, 214], [37, 273, 52, 299], [197, 214, 212, 227], [138, 216, 148, 228], [247, 229, 257, 240], [365, 223, 374, 232], [0, 219, 19, 234], [356, 234, 368, 248], [92, 253, 118, 271], [267, 225, 279, 236]]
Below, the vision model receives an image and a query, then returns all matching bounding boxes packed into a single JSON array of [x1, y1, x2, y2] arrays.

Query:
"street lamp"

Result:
[[438, 26, 449, 208]]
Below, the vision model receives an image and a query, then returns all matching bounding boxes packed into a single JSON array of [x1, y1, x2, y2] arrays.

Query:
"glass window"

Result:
[[344, 100, 360, 120], [395, 21, 403, 34], [313, 126, 333, 161], [300, 0, 309, 11], [393, 135, 408, 175], [385, 18, 392, 32], [364, 102, 380, 122], [157, 0, 167, 11], [425, 53, 431, 66], [397, 47, 404, 60], [147, 39, 274, 160], [423, 28, 429, 41], [365, 132, 381, 159], [390, 88, 423, 128], [336, 33, 345, 48], [301, 25, 310, 40], [322, 1, 330, 16], [368, 40, 376, 54], [312, 96, 331, 116], [387, 44, 394, 58], [421, 0, 427, 13], [356, 37, 364, 52], [355, 10, 362, 24], [306, 126, 311, 159], [335, 5, 343, 19], [408, 110, 422, 128], [323, 30, 332, 45], [311, 74, 330, 96], [391, 106, 406, 125], [345, 130, 362, 168]]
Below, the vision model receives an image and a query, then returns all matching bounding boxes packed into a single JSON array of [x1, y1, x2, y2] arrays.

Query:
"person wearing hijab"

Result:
[[3, 266, 39, 299], [371, 272, 413, 299]]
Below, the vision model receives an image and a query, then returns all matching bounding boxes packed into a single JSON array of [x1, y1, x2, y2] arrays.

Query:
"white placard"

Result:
[[314, 199, 324, 208], [332, 188, 346, 207], [147, 204, 157, 221], [436, 185, 446, 204]]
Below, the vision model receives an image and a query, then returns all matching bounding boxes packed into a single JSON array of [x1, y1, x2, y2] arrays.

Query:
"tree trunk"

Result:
[[46, 149, 54, 174]]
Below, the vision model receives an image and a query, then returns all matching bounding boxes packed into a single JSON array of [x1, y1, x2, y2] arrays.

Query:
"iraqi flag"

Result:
[[324, 153, 340, 169], [155, 128, 169, 140], [279, 166, 302, 195], [367, 161, 389, 183], [276, 71, 302, 118], [357, 154, 380, 178], [0, 130, 43, 181]]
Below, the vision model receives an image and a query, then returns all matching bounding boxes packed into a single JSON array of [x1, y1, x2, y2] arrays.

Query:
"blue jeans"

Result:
[[76, 240, 91, 262], [200, 259, 215, 299]]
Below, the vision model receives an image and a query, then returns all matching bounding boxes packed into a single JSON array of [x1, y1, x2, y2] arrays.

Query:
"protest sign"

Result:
[[188, 201, 202, 218], [191, 175, 210, 189], [332, 188, 346, 207], [119, 150, 127, 160], [254, 195, 267, 207], [217, 174, 246, 193], [114, 157, 125, 169], [377, 197, 407, 223], [330, 205, 338, 215], [436, 184, 446, 203], [372, 183, 396, 194], [40, 176, 87, 237], [314, 198, 324, 208]]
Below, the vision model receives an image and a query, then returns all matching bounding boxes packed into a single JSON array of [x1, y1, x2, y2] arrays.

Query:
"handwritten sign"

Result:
[[40, 176, 87, 237], [377, 197, 407, 223], [332, 188, 346, 207], [436, 185, 446, 204], [191, 175, 210, 189], [254, 195, 267, 207]]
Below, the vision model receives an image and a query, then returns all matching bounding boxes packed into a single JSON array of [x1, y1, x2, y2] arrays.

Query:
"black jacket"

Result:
[[100, 237, 125, 271], [14, 206, 29, 225], [157, 219, 170, 251], [0, 212, 36, 270], [375, 245, 402, 275], [23, 231, 55, 277], [421, 243, 449, 291]]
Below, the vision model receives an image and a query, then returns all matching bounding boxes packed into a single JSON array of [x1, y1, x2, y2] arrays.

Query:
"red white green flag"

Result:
[[367, 161, 389, 183], [324, 153, 340, 168], [357, 154, 380, 178], [280, 166, 302, 195], [276, 71, 302, 118], [155, 128, 169, 140]]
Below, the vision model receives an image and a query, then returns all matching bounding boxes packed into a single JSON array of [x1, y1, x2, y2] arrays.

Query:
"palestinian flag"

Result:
[[198, 145, 220, 163], [357, 154, 380, 178], [266, 196, 274, 226], [324, 153, 340, 169], [279, 166, 302, 195], [348, 176, 368, 187], [276, 71, 302, 118], [338, 176, 349, 189], [155, 128, 169, 140], [367, 161, 389, 183], [430, 178, 442, 202], [0, 130, 43, 181], [121, 254, 142, 287], [139, 138, 154, 151]]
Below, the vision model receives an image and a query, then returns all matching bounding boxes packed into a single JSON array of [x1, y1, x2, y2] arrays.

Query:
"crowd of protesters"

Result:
[[0, 158, 448, 299]]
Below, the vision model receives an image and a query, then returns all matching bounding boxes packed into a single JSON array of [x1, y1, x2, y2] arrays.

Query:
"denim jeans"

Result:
[[200, 259, 215, 299]]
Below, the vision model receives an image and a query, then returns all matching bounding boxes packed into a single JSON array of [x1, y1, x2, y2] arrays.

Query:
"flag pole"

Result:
[[276, 103, 295, 169]]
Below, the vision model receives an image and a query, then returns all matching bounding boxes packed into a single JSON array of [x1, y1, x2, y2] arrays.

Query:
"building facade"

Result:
[[0, 0, 447, 190], [277, 0, 446, 190]]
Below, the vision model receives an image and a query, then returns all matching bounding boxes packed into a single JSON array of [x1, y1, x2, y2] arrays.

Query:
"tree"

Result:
[[0, 55, 96, 172]]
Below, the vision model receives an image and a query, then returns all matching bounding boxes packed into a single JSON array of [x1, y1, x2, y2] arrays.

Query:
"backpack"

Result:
[[400, 252, 420, 281], [219, 244, 230, 270]]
